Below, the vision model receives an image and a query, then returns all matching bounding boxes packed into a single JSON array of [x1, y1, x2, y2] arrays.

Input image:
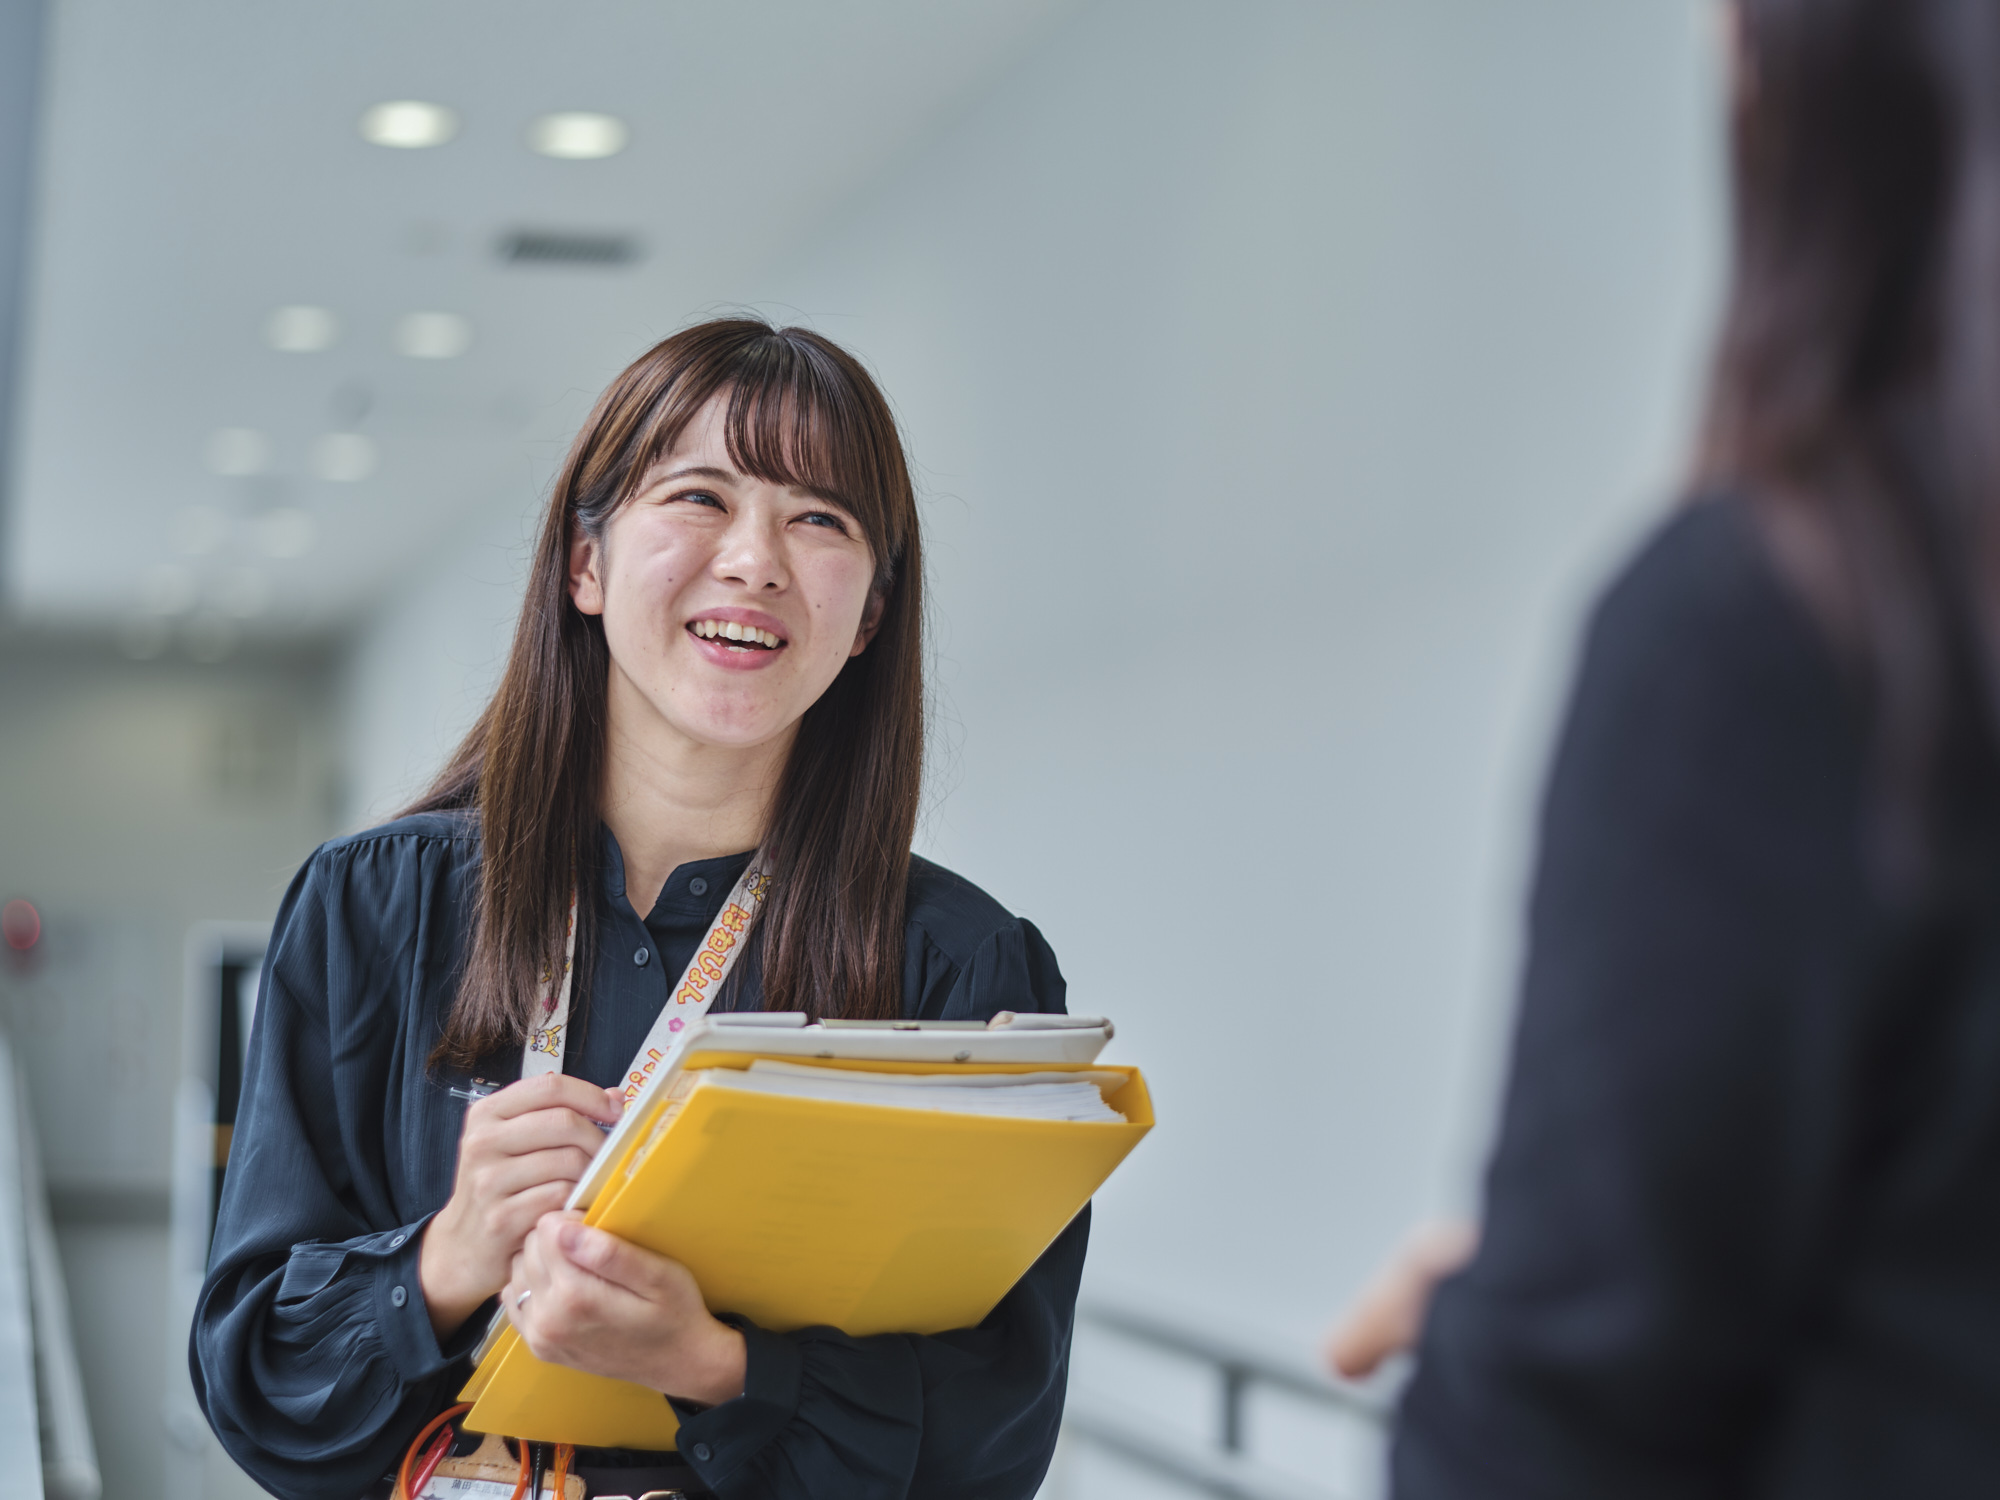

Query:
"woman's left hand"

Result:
[[504, 1211, 748, 1407]]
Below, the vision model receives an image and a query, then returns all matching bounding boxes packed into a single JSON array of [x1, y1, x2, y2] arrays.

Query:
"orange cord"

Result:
[[506, 1437, 531, 1500], [395, 1404, 471, 1500], [551, 1442, 573, 1497]]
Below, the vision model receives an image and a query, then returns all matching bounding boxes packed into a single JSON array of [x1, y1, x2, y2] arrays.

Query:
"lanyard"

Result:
[[518, 856, 773, 1106]]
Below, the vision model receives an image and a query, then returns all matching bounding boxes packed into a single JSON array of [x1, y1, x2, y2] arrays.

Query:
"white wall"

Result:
[[340, 502, 541, 824], [341, 0, 1724, 1361]]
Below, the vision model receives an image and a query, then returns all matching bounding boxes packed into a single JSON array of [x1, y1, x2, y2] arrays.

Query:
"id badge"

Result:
[[417, 1432, 584, 1500]]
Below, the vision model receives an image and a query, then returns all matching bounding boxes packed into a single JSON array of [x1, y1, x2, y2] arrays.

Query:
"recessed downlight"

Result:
[[528, 112, 628, 160], [206, 426, 270, 476], [266, 305, 339, 353], [395, 311, 474, 359], [311, 432, 377, 482], [360, 100, 459, 149]]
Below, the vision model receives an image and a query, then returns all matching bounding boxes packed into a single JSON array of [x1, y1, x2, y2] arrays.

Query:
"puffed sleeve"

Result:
[[1392, 503, 1888, 1496], [191, 834, 479, 1500], [672, 917, 1087, 1500]]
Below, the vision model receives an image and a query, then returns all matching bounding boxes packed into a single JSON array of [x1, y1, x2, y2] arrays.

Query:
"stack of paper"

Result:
[[702, 1060, 1129, 1122]]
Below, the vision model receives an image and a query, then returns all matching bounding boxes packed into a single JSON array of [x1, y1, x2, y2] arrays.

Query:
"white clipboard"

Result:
[[569, 1012, 1114, 1212]]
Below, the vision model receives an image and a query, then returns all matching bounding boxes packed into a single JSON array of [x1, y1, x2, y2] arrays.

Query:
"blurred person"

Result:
[[1338, 2, 2000, 1493], [192, 320, 1081, 1500]]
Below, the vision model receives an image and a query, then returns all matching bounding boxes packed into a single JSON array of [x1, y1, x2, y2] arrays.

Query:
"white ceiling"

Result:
[[5, 0, 1072, 636]]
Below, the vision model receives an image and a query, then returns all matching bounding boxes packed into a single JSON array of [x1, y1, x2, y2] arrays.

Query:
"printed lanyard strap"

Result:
[[518, 856, 773, 1106]]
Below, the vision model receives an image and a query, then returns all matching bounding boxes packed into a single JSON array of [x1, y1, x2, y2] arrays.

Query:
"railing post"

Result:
[[1220, 1362, 1248, 1454]]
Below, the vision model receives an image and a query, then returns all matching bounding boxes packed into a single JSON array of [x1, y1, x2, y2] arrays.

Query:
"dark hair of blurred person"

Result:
[[1702, 0, 2000, 886], [1384, 4, 2000, 1496]]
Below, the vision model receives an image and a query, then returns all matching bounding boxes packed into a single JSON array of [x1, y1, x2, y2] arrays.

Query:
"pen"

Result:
[[408, 1423, 454, 1498], [448, 1082, 613, 1132]]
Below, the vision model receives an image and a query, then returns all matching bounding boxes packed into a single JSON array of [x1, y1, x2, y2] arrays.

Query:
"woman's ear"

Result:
[[568, 530, 606, 616], [848, 588, 888, 658]]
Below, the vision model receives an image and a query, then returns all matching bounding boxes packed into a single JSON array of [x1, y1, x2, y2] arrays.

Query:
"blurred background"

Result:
[[0, 1, 1724, 1496]]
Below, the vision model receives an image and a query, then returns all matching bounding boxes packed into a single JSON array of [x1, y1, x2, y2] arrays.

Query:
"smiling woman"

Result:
[[190, 322, 1082, 1500]]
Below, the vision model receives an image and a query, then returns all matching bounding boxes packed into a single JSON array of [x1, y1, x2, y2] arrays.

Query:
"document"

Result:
[[457, 1019, 1152, 1449]]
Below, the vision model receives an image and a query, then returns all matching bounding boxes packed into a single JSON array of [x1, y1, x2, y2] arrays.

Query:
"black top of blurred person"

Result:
[[189, 814, 1081, 1500], [1395, 494, 2000, 1493]]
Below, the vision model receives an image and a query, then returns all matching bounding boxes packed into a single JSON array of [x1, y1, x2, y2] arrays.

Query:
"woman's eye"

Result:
[[800, 511, 850, 533], [671, 489, 726, 510]]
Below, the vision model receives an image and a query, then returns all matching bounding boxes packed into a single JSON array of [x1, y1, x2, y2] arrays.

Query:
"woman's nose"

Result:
[[713, 516, 788, 591]]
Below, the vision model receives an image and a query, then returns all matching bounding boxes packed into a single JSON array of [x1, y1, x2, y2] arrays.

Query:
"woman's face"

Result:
[[568, 393, 883, 756]]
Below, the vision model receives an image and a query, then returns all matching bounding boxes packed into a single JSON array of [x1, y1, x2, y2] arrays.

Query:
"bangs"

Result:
[[619, 326, 911, 583]]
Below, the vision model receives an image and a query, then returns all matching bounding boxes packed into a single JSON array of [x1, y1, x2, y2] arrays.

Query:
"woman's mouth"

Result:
[[687, 619, 786, 651]]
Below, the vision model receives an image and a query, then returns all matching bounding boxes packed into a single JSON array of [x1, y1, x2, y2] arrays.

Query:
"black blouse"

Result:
[[191, 812, 1084, 1500], [1394, 498, 2000, 1495]]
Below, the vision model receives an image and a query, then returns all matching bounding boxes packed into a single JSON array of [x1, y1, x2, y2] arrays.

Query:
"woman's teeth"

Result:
[[690, 619, 784, 649]]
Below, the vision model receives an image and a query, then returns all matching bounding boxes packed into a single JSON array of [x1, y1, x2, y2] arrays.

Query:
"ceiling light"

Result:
[[395, 311, 474, 359], [266, 305, 339, 353], [528, 112, 628, 160], [311, 432, 377, 482], [256, 508, 318, 559], [175, 505, 229, 555], [140, 562, 196, 615], [206, 426, 270, 476], [360, 100, 459, 149]]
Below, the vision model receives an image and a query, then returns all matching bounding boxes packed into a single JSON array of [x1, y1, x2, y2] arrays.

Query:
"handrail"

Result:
[[1080, 1302, 1391, 1423], [1061, 1302, 1389, 1500], [13, 1045, 102, 1500], [0, 1035, 42, 1496]]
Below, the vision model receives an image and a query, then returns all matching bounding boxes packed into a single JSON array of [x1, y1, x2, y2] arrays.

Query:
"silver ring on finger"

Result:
[[515, 1288, 532, 1310]]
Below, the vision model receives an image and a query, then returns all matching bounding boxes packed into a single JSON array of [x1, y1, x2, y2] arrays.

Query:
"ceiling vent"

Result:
[[496, 230, 642, 268]]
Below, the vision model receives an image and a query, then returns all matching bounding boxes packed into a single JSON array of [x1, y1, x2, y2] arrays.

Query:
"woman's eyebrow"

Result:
[[653, 463, 739, 486]]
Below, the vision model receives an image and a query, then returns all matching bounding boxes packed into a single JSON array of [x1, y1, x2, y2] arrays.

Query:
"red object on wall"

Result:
[[1, 900, 40, 952]]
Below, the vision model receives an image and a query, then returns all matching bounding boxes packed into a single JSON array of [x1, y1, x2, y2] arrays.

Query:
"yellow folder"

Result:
[[459, 1054, 1153, 1449]]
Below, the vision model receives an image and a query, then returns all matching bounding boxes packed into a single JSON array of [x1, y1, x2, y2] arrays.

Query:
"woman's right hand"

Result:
[[418, 1072, 624, 1338]]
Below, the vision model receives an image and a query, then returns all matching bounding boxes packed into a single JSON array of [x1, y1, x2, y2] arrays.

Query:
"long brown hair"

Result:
[[1700, 0, 2000, 878], [407, 320, 924, 1065]]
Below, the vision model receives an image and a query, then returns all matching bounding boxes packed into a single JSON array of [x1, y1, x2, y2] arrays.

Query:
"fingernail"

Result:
[[558, 1222, 589, 1259]]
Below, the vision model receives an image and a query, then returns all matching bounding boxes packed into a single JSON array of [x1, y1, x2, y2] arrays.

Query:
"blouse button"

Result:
[[390, 1285, 408, 1308], [689, 877, 709, 896], [389, 1233, 406, 1249], [634, 947, 650, 967], [692, 1443, 712, 1462]]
